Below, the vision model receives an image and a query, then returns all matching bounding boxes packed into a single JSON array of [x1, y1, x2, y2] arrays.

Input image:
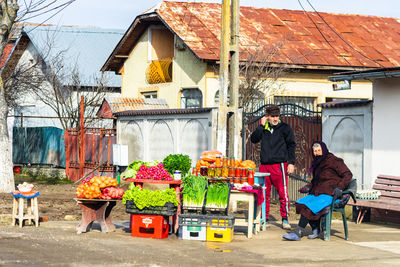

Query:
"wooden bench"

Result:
[[349, 174, 400, 223]]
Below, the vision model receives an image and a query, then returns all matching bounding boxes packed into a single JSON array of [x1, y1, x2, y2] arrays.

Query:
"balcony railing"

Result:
[[146, 58, 172, 84]]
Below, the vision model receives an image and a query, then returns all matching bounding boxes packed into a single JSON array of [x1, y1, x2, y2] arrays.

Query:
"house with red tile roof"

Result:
[[102, 1, 400, 110]]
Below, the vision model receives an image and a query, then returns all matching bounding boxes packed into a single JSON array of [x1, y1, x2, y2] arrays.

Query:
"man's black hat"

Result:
[[265, 105, 280, 116]]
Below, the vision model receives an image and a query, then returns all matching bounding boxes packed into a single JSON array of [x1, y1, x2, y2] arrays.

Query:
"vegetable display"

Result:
[[181, 174, 207, 207], [205, 182, 230, 209], [76, 176, 123, 199], [135, 163, 172, 180], [122, 160, 160, 179], [122, 183, 179, 209], [101, 187, 125, 200], [163, 154, 192, 177]]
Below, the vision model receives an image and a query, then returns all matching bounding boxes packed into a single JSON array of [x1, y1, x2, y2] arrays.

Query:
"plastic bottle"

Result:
[[192, 167, 198, 176], [248, 168, 254, 185]]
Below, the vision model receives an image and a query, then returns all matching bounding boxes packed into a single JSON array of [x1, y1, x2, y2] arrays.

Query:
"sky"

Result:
[[27, 0, 400, 30]]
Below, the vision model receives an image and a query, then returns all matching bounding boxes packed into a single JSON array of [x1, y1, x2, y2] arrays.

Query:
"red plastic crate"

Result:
[[130, 214, 169, 239]]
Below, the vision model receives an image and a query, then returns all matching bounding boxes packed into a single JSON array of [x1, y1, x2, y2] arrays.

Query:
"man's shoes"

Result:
[[264, 220, 271, 228], [282, 232, 301, 241], [282, 219, 291, 230], [307, 228, 320, 239]]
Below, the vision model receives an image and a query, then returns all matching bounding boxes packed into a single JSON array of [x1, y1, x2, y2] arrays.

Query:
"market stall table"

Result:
[[74, 198, 117, 234], [124, 179, 182, 232]]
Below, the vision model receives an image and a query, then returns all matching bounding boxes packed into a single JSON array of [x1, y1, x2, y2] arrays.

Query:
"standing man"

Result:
[[250, 105, 296, 229]]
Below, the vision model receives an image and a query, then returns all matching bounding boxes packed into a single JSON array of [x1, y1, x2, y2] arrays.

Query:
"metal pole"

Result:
[[229, 0, 240, 159], [216, 0, 230, 155], [79, 95, 85, 178]]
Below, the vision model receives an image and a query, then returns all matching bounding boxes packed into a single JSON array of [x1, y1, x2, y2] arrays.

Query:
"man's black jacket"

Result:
[[250, 121, 296, 165]]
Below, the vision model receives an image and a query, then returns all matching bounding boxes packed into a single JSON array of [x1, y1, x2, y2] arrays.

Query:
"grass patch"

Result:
[[14, 174, 73, 185]]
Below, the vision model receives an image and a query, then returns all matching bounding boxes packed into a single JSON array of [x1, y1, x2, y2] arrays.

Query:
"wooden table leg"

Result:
[[248, 194, 254, 239], [76, 201, 116, 234], [102, 201, 116, 232], [254, 202, 261, 234], [172, 185, 181, 233], [11, 198, 18, 226]]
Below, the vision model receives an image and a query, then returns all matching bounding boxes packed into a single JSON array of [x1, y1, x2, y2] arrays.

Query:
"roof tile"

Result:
[[156, 1, 400, 68]]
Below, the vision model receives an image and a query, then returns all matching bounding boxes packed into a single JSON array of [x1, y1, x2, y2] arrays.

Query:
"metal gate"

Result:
[[65, 127, 116, 182], [243, 103, 321, 180]]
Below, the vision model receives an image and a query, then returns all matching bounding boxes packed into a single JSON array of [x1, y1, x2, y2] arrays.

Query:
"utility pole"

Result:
[[216, 0, 241, 158]]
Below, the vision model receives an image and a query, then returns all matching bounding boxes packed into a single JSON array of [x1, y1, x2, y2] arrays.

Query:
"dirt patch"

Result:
[[0, 182, 131, 222]]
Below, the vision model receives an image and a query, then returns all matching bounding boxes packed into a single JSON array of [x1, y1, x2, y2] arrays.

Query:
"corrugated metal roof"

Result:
[[330, 66, 400, 81], [23, 25, 125, 87], [318, 100, 373, 108], [115, 107, 214, 117], [103, 1, 400, 72], [97, 97, 170, 118], [106, 97, 169, 113]]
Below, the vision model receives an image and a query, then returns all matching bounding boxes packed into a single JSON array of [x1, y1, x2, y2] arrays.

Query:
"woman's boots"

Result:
[[282, 227, 304, 241]]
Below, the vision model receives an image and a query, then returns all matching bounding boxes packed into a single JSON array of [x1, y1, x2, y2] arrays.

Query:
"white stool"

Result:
[[12, 196, 39, 227]]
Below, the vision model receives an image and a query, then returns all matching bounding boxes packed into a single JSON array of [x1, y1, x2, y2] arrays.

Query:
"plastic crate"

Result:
[[181, 205, 204, 214], [130, 214, 169, 239], [126, 200, 177, 216], [206, 214, 235, 243], [178, 214, 207, 241]]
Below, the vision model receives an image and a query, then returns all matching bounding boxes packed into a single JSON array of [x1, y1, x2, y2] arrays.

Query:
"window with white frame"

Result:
[[181, 88, 202, 108], [141, 91, 158, 99]]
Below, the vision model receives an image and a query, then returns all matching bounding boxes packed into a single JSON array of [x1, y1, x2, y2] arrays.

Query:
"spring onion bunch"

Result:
[[181, 174, 207, 207], [205, 182, 230, 208]]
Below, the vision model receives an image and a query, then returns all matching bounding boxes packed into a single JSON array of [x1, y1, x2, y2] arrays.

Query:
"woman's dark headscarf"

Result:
[[309, 141, 330, 181]]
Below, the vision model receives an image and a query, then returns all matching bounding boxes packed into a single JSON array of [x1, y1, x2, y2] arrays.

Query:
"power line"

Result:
[[24, 1, 76, 34], [297, 0, 354, 68], [304, 0, 384, 68]]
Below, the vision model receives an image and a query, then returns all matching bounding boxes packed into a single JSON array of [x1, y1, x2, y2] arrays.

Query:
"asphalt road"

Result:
[[1, 220, 400, 266]]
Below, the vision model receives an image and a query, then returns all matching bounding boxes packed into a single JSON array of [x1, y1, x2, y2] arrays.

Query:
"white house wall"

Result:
[[204, 73, 372, 109], [322, 104, 372, 189], [372, 77, 400, 181], [14, 42, 118, 129], [14, 43, 63, 128], [117, 110, 216, 164]]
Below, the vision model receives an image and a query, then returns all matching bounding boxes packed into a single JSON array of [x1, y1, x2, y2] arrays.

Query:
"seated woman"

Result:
[[283, 141, 352, 241]]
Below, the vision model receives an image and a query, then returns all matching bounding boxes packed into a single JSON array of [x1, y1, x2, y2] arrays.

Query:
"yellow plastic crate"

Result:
[[206, 216, 235, 242], [206, 226, 234, 242]]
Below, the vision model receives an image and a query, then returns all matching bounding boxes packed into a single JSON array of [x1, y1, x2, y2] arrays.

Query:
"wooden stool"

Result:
[[11, 193, 39, 227], [229, 190, 261, 238]]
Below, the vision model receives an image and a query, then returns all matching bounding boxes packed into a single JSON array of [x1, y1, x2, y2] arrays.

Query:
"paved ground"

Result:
[[1, 219, 400, 266]]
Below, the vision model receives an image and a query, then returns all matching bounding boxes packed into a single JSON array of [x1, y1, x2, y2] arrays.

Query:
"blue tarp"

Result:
[[13, 127, 65, 167]]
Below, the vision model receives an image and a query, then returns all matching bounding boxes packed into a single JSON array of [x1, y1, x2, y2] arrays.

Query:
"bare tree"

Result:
[[5, 24, 114, 131], [0, 0, 75, 192], [239, 40, 289, 112]]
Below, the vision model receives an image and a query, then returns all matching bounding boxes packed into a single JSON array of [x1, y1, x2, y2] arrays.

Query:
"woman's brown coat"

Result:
[[296, 153, 353, 220]]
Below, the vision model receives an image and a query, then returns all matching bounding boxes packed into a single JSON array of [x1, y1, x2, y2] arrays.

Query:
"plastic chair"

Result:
[[322, 179, 357, 241]]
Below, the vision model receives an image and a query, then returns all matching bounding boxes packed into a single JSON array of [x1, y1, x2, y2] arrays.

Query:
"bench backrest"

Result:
[[373, 175, 400, 201]]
